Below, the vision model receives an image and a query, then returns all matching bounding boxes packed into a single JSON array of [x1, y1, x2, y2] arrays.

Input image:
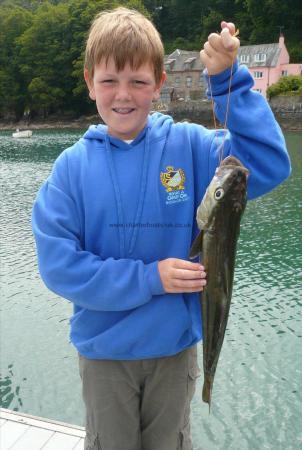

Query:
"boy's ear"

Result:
[[153, 71, 167, 101], [84, 69, 96, 101]]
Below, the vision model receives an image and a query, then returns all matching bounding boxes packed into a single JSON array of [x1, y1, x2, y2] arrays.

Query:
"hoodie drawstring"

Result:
[[105, 135, 126, 257], [129, 128, 150, 254], [105, 128, 150, 257]]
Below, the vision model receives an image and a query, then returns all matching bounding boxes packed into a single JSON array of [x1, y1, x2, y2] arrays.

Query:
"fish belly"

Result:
[[201, 236, 235, 406]]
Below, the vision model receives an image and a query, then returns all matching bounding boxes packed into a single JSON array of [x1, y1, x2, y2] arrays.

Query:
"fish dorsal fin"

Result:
[[189, 230, 203, 259]]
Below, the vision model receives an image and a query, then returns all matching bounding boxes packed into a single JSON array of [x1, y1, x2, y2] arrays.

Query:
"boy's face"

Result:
[[85, 57, 166, 140]]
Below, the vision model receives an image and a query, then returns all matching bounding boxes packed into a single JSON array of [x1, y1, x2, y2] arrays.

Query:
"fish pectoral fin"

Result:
[[189, 230, 203, 259]]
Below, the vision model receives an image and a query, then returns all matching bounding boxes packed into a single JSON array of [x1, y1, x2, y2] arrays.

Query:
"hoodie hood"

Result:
[[82, 112, 173, 146]]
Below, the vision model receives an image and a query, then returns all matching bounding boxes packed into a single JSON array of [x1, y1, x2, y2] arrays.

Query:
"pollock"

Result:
[[190, 156, 249, 408]]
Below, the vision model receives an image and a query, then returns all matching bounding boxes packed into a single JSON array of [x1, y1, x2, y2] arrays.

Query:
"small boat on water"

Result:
[[12, 129, 33, 138]]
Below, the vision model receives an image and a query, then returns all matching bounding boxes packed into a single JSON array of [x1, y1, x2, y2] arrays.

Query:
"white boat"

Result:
[[12, 129, 33, 138]]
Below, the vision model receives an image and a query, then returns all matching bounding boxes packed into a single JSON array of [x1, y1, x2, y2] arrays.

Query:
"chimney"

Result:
[[279, 33, 285, 48]]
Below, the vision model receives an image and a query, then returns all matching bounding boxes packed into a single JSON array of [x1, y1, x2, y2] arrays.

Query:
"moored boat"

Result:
[[12, 129, 33, 138]]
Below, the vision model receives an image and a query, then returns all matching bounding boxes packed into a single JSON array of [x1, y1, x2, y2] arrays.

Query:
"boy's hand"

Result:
[[158, 258, 206, 293], [200, 21, 240, 75]]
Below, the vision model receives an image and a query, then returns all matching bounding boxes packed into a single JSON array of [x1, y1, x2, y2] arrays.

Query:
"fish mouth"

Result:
[[218, 156, 249, 178]]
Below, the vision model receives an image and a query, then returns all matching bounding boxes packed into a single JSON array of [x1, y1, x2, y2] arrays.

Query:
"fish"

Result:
[[189, 155, 249, 408]]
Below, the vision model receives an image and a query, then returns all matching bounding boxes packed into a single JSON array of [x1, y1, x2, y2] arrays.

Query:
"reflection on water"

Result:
[[0, 364, 24, 410], [0, 130, 84, 423], [0, 130, 301, 449], [0, 129, 83, 163]]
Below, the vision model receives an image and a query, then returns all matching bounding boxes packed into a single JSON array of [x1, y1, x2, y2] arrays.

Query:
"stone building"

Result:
[[161, 49, 206, 104]]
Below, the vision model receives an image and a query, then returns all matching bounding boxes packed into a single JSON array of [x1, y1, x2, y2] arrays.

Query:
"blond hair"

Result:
[[84, 7, 164, 84]]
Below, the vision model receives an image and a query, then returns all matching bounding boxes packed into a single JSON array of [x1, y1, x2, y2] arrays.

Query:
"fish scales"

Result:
[[189, 155, 248, 408]]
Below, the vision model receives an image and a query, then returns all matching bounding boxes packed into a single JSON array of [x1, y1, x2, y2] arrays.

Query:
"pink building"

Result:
[[238, 35, 302, 97]]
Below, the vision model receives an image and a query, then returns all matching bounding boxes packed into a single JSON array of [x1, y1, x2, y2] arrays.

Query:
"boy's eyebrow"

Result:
[[97, 72, 116, 77], [97, 71, 146, 76], [97, 71, 153, 80]]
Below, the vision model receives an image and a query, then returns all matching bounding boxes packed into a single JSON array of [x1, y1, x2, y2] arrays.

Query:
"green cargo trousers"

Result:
[[78, 346, 201, 450]]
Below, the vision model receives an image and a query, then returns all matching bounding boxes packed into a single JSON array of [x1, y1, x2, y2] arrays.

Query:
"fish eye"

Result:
[[214, 187, 224, 200]]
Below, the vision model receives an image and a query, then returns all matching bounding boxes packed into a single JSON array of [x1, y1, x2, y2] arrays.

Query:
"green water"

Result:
[[0, 129, 301, 449]]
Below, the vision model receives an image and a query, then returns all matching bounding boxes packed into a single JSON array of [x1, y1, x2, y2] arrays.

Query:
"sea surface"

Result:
[[0, 129, 301, 450]]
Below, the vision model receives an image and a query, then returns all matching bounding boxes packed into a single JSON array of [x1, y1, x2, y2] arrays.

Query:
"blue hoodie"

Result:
[[32, 63, 291, 360]]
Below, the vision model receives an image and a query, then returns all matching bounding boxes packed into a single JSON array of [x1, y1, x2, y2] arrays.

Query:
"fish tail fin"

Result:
[[202, 374, 213, 412]]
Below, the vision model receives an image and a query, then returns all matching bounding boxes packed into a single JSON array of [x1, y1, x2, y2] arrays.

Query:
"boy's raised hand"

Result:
[[200, 21, 240, 75]]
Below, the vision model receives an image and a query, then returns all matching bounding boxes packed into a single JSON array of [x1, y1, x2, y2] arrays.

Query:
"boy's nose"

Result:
[[115, 83, 131, 100]]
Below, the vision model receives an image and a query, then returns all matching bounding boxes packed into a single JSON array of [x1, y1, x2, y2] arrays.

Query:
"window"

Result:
[[184, 57, 196, 71], [254, 71, 263, 79], [254, 88, 262, 93], [199, 72, 204, 86], [281, 70, 288, 76], [164, 58, 176, 72], [254, 53, 266, 62], [160, 91, 170, 102], [186, 76, 192, 88], [174, 76, 180, 87], [240, 54, 249, 63]]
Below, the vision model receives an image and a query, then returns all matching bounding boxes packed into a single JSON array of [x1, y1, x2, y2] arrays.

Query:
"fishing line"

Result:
[[208, 29, 238, 165], [208, 60, 235, 165]]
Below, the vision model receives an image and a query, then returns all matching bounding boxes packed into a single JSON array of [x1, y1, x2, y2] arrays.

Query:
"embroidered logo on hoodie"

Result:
[[160, 166, 189, 205]]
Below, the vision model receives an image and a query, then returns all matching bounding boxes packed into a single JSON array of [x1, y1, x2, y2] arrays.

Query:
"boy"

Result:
[[32, 7, 291, 450]]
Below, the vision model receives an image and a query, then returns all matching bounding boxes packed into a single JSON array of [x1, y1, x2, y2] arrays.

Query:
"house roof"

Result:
[[164, 49, 205, 72], [238, 43, 281, 67], [165, 42, 284, 72]]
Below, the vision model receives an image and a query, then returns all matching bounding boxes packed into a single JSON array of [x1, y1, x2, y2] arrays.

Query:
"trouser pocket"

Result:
[[178, 422, 193, 450], [85, 431, 102, 450], [178, 346, 201, 450], [187, 345, 201, 401]]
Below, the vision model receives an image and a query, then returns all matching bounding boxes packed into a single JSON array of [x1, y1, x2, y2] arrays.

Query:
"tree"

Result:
[[0, 6, 33, 118], [267, 75, 302, 99], [28, 77, 65, 117], [244, 0, 302, 61], [147, 0, 208, 51], [16, 2, 77, 117]]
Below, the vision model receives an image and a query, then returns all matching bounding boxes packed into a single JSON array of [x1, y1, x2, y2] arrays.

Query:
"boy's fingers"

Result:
[[172, 258, 204, 271], [208, 33, 225, 53], [203, 41, 215, 58], [173, 278, 207, 290], [200, 50, 211, 68], [173, 269, 206, 280], [207, 31, 238, 54], [202, 42, 210, 58], [221, 21, 236, 35], [220, 27, 239, 51]]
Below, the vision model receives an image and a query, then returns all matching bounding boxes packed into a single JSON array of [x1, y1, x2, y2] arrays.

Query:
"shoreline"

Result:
[[0, 112, 301, 133], [0, 115, 100, 131]]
